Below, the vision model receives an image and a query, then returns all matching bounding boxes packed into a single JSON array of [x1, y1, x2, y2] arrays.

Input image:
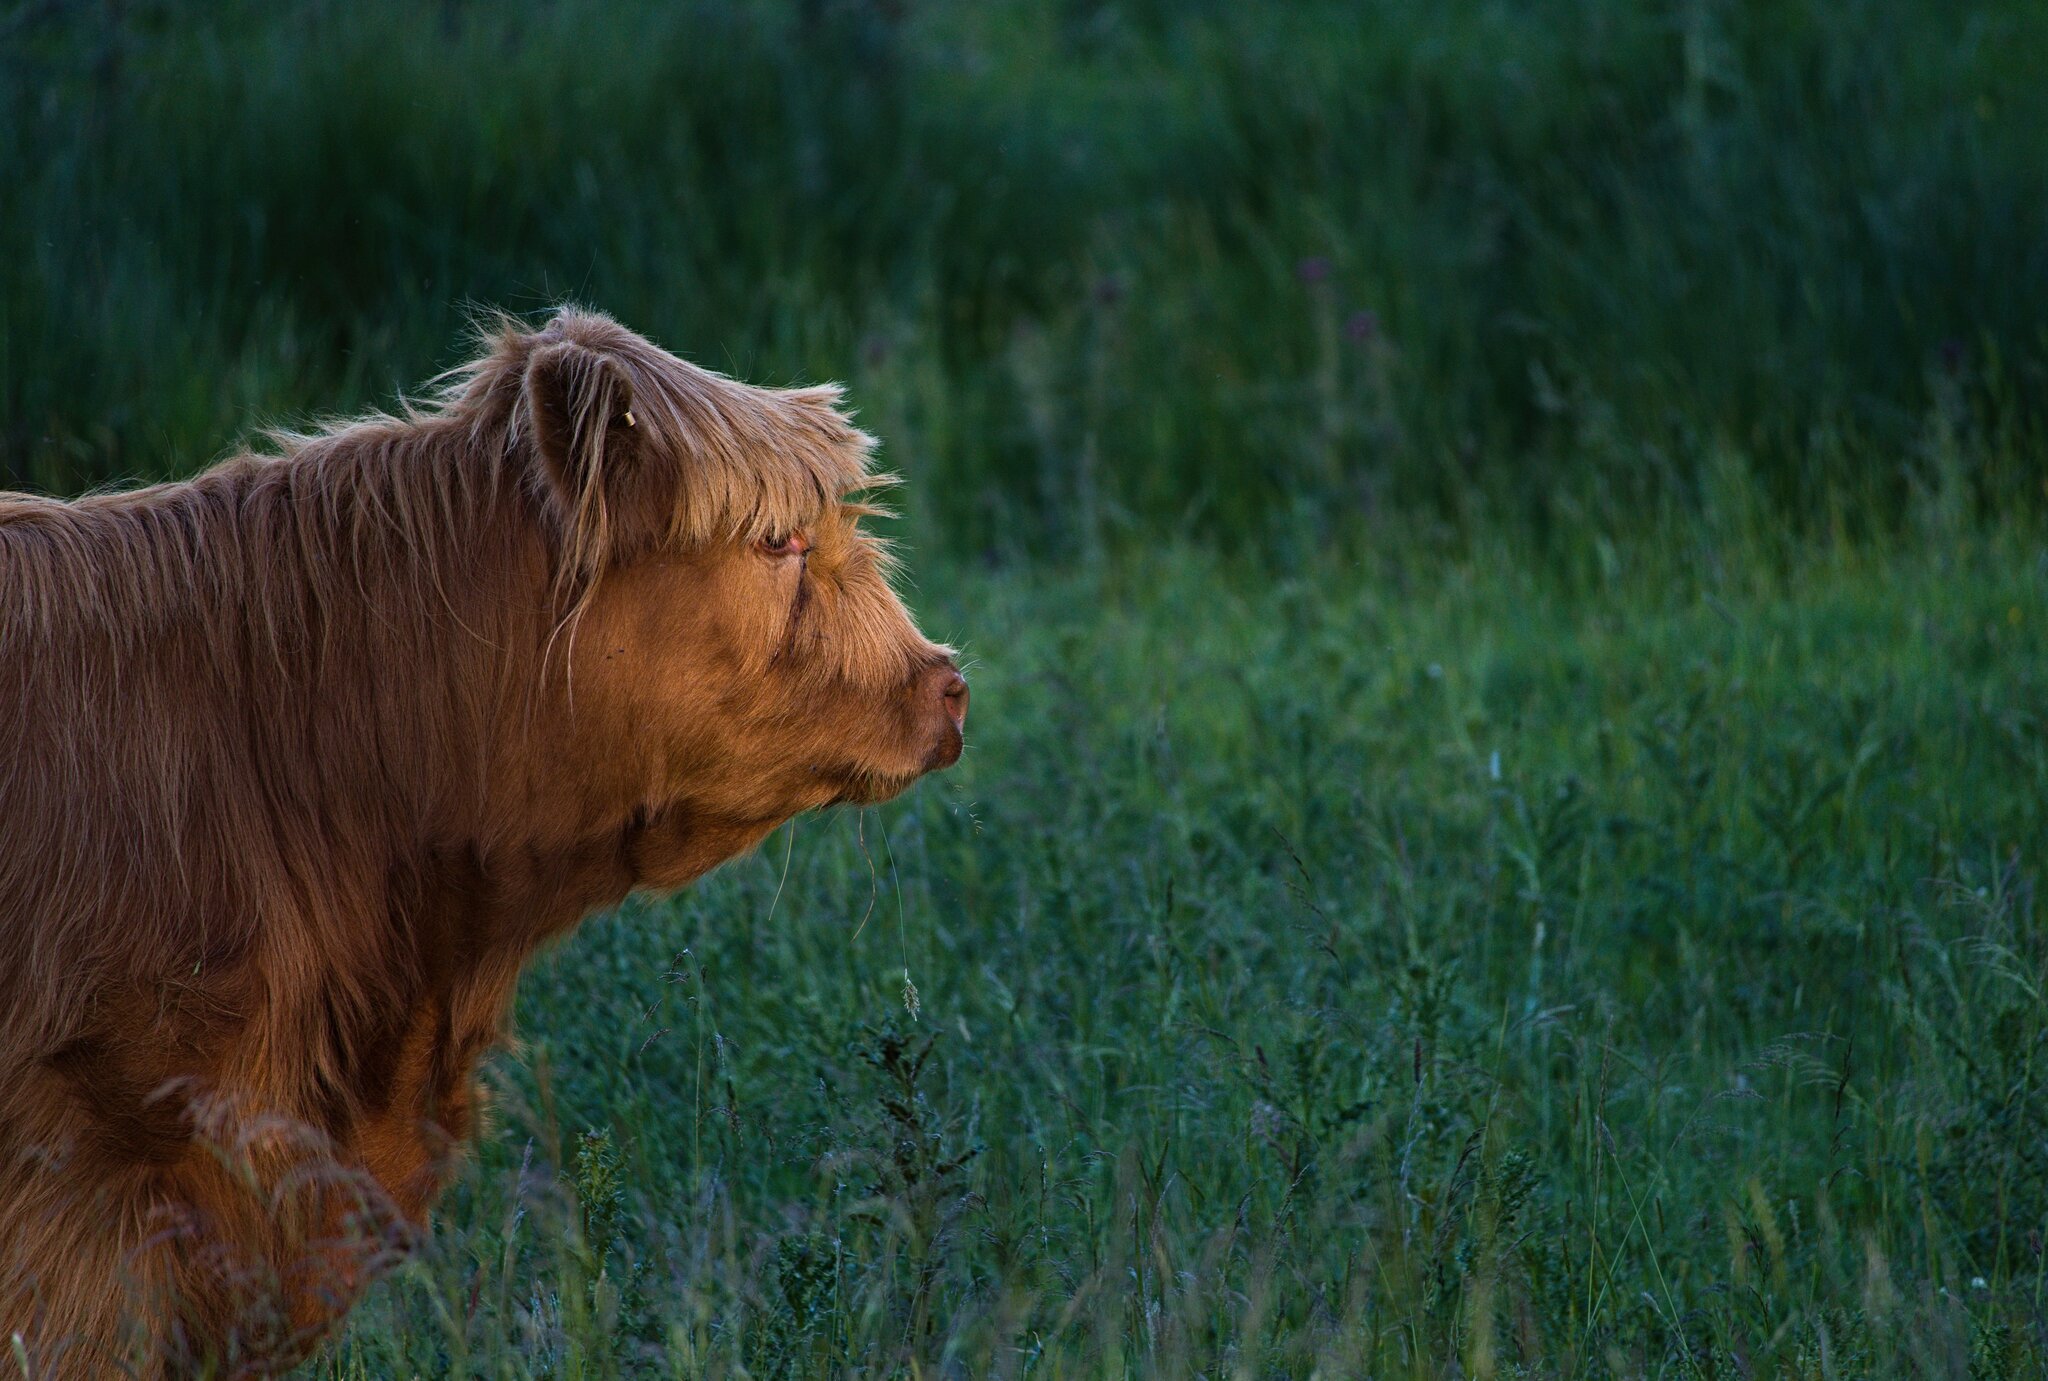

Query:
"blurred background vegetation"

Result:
[[5, 0, 2044, 557]]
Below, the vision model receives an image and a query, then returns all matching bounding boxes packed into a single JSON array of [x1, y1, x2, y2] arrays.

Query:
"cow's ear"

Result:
[[523, 339, 665, 575]]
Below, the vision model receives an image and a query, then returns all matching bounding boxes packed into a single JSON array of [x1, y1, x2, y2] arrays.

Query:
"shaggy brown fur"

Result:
[[0, 308, 967, 1375]]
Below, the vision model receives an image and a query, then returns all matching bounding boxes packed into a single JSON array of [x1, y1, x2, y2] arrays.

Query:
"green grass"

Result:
[[296, 516, 2048, 1378]]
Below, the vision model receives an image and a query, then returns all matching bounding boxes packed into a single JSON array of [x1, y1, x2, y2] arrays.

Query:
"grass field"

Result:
[[292, 514, 2048, 1378], [6, 0, 2048, 1376]]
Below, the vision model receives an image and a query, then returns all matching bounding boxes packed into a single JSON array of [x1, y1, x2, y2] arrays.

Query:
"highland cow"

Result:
[[0, 308, 968, 1374]]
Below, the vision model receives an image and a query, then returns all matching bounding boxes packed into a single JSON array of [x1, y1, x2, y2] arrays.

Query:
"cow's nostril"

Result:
[[939, 671, 968, 727]]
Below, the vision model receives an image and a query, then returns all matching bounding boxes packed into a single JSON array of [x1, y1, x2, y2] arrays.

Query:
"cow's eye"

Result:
[[757, 530, 810, 559]]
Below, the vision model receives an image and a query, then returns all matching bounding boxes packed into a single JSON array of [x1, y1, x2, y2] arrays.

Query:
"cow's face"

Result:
[[518, 316, 965, 885]]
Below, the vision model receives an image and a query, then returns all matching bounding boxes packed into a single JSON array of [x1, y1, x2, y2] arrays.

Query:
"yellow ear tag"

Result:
[[623, 410, 636, 428]]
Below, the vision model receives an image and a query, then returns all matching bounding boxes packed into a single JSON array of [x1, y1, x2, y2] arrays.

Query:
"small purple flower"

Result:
[[1090, 274, 1125, 309], [860, 333, 890, 369], [1345, 309, 1380, 344], [1938, 338, 1966, 375], [1295, 255, 1333, 286]]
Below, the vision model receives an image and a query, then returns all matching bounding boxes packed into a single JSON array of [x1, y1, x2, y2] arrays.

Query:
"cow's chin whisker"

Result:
[[810, 762, 929, 808]]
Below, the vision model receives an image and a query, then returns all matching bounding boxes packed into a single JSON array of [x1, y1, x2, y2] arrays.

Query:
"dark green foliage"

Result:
[[5, 0, 2046, 553]]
